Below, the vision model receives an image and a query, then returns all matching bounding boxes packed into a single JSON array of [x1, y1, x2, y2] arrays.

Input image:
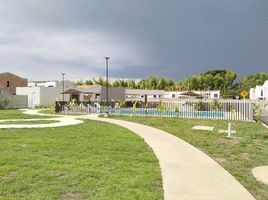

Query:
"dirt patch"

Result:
[[49, 171, 63, 178], [241, 153, 250, 161], [215, 157, 227, 164], [60, 191, 81, 200], [218, 138, 241, 145], [2, 170, 17, 181]]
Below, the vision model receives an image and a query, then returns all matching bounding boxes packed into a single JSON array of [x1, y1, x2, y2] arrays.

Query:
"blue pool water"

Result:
[[101, 108, 224, 118]]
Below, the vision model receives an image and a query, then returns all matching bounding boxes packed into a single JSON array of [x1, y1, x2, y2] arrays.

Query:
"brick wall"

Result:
[[0, 73, 27, 94]]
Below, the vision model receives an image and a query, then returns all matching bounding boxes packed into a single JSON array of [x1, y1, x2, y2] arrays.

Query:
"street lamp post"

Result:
[[105, 57, 110, 106], [62, 73, 65, 102]]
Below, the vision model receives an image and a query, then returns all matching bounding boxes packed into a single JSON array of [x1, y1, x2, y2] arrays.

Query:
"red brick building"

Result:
[[0, 72, 27, 94]]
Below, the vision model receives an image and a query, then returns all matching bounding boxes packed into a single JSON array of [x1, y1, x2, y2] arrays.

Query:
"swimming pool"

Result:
[[101, 108, 225, 118]]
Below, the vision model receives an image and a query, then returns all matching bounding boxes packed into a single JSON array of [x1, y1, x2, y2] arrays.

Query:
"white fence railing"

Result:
[[58, 100, 254, 121], [103, 100, 254, 121]]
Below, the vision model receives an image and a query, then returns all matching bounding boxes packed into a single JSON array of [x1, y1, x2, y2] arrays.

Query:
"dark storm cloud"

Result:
[[0, 0, 267, 80]]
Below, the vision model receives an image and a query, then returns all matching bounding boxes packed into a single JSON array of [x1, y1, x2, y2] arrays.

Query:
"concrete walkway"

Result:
[[0, 109, 83, 129], [252, 166, 268, 185], [83, 114, 255, 200], [3, 109, 255, 200]]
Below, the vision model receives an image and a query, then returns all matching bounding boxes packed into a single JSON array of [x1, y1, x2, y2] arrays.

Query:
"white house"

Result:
[[17, 81, 75, 108], [250, 80, 268, 100], [164, 90, 220, 100], [28, 80, 58, 87]]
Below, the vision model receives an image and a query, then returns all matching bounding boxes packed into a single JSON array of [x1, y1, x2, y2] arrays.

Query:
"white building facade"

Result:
[[17, 81, 75, 108], [250, 81, 268, 100], [164, 90, 220, 100]]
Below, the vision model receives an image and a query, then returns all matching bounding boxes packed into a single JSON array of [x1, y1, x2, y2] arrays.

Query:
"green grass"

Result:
[[0, 120, 59, 125], [0, 120, 163, 200], [39, 109, 86, 116], [110, 115, 268, 200], [0, 109, 57, 120]]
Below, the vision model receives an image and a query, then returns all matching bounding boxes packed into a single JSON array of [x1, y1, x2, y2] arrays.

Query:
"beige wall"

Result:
[[0, 90, 27, 108], [100, 87, 125, 101], [40, 87, 70, 106]]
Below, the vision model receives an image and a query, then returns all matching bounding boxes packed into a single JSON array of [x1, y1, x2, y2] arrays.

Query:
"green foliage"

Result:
[[130, 76, 175, 90], [194, 102, 208, 111], [253, 102, 267, 122], [49, 103, 55, 113], [239, 71, 268, 91], [69, 99, 76, 112], [178, 70, 237, 98], [210, 100, 222, 111], [174, 106, 180, 113], [75, 79, 95, 86], [77, 70, 267, 99], [133, 101, 138, 112], [78, 103, 83, 113], [164, 105, 170, 112], [156, 103, 164, 113], [119, 100, 126, 108], [93, 77, 111, 87]]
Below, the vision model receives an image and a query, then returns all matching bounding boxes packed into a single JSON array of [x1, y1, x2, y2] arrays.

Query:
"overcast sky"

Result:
[[0, 0, 267, 81]]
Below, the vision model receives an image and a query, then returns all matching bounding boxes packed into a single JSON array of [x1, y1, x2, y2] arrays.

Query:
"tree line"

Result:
[[76, 70, 268, 98]]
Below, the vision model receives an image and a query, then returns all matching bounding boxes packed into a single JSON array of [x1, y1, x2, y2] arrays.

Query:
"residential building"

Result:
[[125, 89, 165, 102], [0, 72, 27, 94], [250, 80, 268, 100], [164, 90, 220, 100], [16, 81, 75, 108], [63, 85, 125, 102], [28, 80, 58, 87], [63, 86, 165, 103]]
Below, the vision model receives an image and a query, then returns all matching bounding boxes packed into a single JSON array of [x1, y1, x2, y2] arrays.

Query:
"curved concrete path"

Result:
[[83, 114, 255, 200], [0, 109, 83, 129]]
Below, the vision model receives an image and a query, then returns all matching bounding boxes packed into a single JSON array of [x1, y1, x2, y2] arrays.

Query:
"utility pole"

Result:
[[105, 57, 110, 106], [62, 73, 65, 102]]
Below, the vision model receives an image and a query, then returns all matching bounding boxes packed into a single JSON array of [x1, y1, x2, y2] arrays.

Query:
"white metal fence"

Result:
[[105, 100, 254, 121], [57, 99, 254, 121]]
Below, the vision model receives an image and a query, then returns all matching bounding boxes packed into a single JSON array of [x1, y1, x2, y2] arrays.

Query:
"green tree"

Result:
[[239, 71, 268, 91]]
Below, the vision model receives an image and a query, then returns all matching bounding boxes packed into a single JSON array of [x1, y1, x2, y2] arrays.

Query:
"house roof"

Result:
[[62, 88, 84, 94], [77, 84, 97, 89], [63, 85, 102, 94], [0, 72, 27, 81], [125, 89, 165, 95], [180, 91, 200, 96]]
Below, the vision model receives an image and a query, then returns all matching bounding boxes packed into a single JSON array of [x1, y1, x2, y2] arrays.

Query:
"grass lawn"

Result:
[[110, 115, 268, 200], [0, 109, 57, 120], [39, 109, 86, 116], [0, 120, 163, 200], [0, 120, 59, 125]]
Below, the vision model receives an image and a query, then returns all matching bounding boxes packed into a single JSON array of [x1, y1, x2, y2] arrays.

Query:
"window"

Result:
[[172, 94, 176, 98], [153, 95, 157, 98], [6, 81, 10, 87], [214, 93, 218, 98], [261, 89, 263, 97]]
